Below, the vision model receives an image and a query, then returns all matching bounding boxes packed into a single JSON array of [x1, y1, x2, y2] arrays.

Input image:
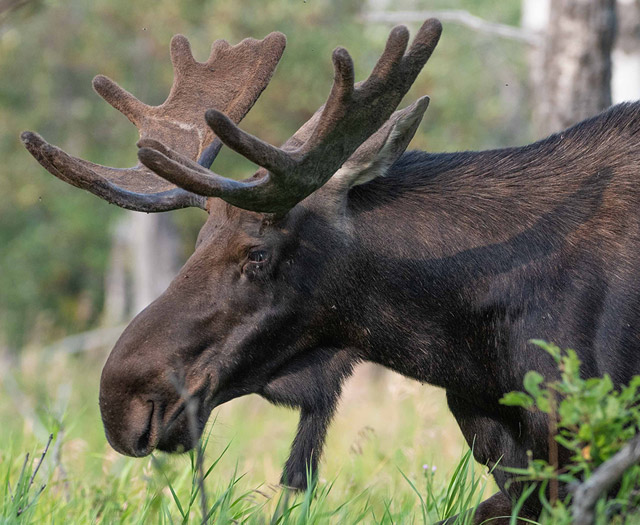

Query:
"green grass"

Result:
[[0, 347, 500, 524], [0, 435, 492, 524]]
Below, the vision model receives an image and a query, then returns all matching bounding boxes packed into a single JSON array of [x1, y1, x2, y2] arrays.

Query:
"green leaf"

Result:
[[536, 392, 552, 414], [523, 371, 545, 398], [500, 392, 534, 409]]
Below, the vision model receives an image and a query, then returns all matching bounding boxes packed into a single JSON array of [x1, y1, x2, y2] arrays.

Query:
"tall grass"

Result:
[[1, 430, 497, 523], [0, 347, 500, 523], [1, 434, 52, 523]]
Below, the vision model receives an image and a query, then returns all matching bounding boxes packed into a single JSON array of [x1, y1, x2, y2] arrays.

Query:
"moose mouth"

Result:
[[152, 377, 215, 455], [154, 374, 261, 454], [156, 397, 211, 453]]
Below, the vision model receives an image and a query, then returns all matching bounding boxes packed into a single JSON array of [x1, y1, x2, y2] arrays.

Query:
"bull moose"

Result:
[[21, 18, 640, 523]]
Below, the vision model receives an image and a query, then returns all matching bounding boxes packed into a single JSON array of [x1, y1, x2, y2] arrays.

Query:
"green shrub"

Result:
[[500, 341, 640, 523]]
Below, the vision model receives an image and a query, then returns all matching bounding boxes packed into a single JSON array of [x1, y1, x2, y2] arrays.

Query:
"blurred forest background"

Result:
[[4, 0, 636, 353], [1, 0, 640, 520], [1, 0, 530, 351]]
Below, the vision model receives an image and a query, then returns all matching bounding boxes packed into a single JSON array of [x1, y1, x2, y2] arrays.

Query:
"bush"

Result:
[[500, 341, 640, 523]]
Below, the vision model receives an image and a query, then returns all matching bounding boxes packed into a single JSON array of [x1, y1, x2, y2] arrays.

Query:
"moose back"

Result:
[[22, 19, 640, 523]]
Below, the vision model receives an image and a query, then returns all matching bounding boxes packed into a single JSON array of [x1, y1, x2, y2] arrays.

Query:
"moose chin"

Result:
[[22, 17, 640, 524]]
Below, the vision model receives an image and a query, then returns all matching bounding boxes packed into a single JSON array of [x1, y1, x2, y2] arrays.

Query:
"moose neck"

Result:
[[343, 119, 624, 402]]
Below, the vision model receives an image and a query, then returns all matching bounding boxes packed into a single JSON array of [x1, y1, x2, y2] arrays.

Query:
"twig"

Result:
[[362, 10, 541, 46], [15, 436, 52, 517], [572, 433, 640, 524], [52, 427, 70, 492], [29, 434, 53, 488], [169, 373, 209, 523], [40, 324, 127, 358], [195, 421, 208, 524], [548, 396, 559, 505], [9, 454, 29, 502], [16, 484, 47, 517]]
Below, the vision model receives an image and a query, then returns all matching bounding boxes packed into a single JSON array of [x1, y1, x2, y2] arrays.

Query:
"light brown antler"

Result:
[[138, 19, 442, 214], [21, 32, 286, 212]]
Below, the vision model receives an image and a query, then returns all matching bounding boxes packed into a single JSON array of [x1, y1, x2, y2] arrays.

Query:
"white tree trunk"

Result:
[[104, 212, 180, 323], [522, 0, 550, 137], [522, 0, 550, 32], [612, 0, 640, 103], [102, 219, 129, 326], [130, 213, 180, 314], [524, 0, 616, 137]]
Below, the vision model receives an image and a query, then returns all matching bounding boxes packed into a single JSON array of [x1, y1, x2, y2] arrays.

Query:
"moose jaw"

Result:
[[21, 18, 640, 524]]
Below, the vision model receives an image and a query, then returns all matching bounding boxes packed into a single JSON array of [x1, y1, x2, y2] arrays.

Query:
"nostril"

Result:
[[134, 400, 155, 456]]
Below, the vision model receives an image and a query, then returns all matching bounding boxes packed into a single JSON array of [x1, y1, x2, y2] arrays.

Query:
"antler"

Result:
[[138, 19, 442, 214], [21, 32, 286, 212]]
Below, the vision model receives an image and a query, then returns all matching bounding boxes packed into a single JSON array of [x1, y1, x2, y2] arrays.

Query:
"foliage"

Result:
[[400, 444, 497, 524], [500, 341, 640, 523]]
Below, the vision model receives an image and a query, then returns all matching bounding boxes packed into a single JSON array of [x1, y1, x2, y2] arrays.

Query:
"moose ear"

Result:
[[331, 95, 430, 189]]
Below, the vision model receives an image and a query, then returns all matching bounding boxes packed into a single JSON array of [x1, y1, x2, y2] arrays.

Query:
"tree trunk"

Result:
[[102, 219, 129, 326], [525, 0, 616, 137], [612, 0, 640, 103], [130, 213, 180, 315], [103, 212, 181, 323]]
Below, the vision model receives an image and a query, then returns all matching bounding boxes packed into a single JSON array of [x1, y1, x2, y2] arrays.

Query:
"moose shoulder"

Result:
[[21, 19, 640, 523]]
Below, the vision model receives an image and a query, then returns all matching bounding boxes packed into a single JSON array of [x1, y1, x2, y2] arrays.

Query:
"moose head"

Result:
[[22, 20, 443, 489]]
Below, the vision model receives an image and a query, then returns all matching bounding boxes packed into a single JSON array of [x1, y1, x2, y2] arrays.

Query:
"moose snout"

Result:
[[99, 350, 214, 457], [98, 291, 218, 457], [99, 394, 160, 457]]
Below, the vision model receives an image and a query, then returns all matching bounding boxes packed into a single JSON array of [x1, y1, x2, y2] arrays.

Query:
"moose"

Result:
[[21, 19, 640, 523]]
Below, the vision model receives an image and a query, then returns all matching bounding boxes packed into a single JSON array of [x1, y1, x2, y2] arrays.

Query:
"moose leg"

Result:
[[261, 348, 355, 490], [472, 492, 534, 524], [280, 406, 334, 489], [444, 391, 544, 522], [436, 491, 536, 525]]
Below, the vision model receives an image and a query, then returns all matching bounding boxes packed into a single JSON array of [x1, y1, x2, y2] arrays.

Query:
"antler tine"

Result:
[[139, 19, 441, 214], [202, 29, 401, 169], [138, 146, 265, 197], [363, 25, 410, 87], [204, 110, 295, 174], [299, 19, 438, 161], [328, 48, 356, 106], [293, 48, 356, 157], [170, 34, 197, 71], [21, 131, 203, 212], [93, 75, 151, 127], [22, 31, 286, 212], [404, 18, 445, 79]]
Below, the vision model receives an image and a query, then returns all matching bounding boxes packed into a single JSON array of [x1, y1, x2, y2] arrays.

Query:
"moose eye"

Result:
[[243, 249, 270, 279], [247, 250, 268, 263]]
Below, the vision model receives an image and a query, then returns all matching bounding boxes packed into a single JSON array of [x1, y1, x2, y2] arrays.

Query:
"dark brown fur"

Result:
[[99, 102, 640, 522]]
